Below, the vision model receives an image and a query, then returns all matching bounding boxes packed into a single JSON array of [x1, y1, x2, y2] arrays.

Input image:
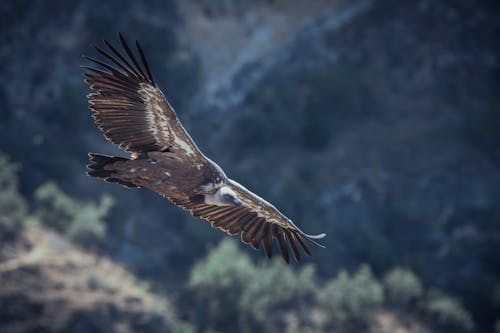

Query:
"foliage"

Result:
[[175, 321, 197, 333], [316, 264, 384, 325], [33, 182, 113, 246], [0, 152, 28, 220], [189, 239, 254, 289], [423, 289, 474, 332], [240, 259, 316, 323], [233, 64, 377, 153], [187, 240, 478, 332], [300, 65, 377, 150], [383, 267, 423, 305], [188, 239, 255, 331], [188, 239, 317, 332]]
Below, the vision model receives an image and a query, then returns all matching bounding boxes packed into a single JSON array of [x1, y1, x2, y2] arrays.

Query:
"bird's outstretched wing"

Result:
[[83, 33, 201, 158], [172, 179, 326, 263]]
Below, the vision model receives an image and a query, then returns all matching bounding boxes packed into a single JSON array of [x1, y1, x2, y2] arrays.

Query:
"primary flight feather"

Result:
[[83, 33, 325, 263]]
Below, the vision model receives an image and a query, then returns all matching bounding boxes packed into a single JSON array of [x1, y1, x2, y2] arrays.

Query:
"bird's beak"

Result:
[[232, 197, 242, 207], [222, 194, 242, 207]]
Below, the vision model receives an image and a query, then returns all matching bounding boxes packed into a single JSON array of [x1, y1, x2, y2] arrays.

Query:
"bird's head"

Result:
[[219, 186, 242, 206], [205, 185, 242, 207]]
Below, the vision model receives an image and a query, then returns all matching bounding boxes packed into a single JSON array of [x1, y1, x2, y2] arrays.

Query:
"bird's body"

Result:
[[84, 34, 325, 263]]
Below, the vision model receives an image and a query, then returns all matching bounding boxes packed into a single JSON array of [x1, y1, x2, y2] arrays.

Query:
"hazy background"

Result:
[[0, 0, 499, 332]]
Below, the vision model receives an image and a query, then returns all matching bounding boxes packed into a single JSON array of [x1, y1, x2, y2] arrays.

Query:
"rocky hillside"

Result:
[[0, 216, 178, 333]]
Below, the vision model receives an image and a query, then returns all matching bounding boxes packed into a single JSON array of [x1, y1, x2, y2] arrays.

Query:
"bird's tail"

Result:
[[86, 153, 138, 188]]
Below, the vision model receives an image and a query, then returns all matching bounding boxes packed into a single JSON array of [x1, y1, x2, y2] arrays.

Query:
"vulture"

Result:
[[83, 34, 325, 263]]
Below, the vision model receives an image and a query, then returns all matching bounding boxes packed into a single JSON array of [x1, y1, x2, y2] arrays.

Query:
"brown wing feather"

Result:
[[169, 180, 325, 263], [83, 33, 201, 158]]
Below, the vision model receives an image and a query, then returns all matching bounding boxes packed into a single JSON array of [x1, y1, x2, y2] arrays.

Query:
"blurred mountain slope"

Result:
[[0, 216, 177, 333]]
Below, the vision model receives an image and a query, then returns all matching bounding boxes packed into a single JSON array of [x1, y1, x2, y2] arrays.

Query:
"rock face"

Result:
[[0, 0, 499, 331], [0, 218, 177, 333]]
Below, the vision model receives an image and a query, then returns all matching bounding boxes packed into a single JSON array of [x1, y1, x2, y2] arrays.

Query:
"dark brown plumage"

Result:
[[83, 33, 325, 263]]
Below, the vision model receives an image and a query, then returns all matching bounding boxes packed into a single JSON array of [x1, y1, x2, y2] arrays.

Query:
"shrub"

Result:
[[316, 264, 384, 325], [188, 239, 255, 331], [240, 259, 316, 323], [175, 320, 197, 333], [423, 289, 474, 332], [189, 239, 254, 289], [383, 267, 423, 305], [33, 182, 113, 246], [188, 239, 318, 332], [0, 152, 27, 220]]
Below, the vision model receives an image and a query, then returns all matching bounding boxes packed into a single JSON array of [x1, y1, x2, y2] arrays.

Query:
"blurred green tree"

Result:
[[316, 264, 384, 326], [188, 239, 317, 332], [383, 267, 423, 305], [240, 259, 316, 326], [187, 239, 477, 333], [423, 289, 474, 332], [188, 239, 254, 331], [33, 182, 113, 246]]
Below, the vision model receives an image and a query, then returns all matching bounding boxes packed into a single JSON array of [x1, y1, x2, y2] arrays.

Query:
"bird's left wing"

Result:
[[83, 33, 201, 159], [173, 179, 326, 263]]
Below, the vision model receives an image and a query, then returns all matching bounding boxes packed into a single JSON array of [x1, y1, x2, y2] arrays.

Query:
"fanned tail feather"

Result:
[[86, 153, 137, 188]]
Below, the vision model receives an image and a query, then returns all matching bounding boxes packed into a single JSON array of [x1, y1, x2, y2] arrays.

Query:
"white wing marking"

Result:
[[171, 127, 196, 156], [139, 83, 196, 156]]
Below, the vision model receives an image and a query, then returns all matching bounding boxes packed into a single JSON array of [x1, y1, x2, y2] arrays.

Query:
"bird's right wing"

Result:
[[173, 179, 325, 263], [83, 33, 201, 159]]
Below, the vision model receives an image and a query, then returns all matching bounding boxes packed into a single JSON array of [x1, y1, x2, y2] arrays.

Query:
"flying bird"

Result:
[[83, 34, 325, 263]]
